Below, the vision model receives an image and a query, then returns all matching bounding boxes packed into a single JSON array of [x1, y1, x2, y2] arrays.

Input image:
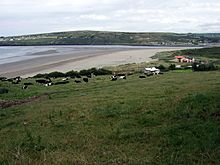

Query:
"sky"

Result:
[[1, 0, 220, 36]]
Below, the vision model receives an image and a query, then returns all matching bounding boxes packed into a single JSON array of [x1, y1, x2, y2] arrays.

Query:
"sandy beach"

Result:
[[0, 46, 193, 78]]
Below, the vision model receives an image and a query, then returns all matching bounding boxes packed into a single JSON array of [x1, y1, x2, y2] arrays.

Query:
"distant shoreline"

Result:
[[0, 44, 204, 48], [0, 44, 206, 48]]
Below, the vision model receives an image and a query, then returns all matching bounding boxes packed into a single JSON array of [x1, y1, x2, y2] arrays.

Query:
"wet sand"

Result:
[[0, 47, 193, 78]]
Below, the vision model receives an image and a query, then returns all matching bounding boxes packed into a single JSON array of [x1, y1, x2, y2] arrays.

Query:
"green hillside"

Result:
[[153, 46, 220, 65], [0, 46, 220, 164], [1, 31, 220, 46], [0, 71, 220, 164]]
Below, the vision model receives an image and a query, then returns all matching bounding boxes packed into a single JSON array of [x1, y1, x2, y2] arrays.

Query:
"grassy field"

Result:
[[0, 71, 220, 164], [153, 47, 220, 65]]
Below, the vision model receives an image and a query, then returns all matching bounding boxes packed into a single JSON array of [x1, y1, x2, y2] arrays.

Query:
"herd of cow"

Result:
[[0, 71, 163, 94], [0, 75, 91, 93]]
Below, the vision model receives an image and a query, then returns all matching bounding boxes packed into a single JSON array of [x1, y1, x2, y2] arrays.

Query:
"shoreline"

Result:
[[0, 46, 198, 78]]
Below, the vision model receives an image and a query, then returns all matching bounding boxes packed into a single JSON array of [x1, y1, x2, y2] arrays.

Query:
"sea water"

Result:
[[0, 45, 167, 65]]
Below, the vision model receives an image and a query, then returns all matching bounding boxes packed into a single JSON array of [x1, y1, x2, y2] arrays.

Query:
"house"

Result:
[[175, 56, 185, 62], [144, 67, 160, 75], [175, 56, 195, 63]]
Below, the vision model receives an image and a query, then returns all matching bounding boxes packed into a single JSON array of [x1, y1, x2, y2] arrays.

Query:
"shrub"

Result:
[[79, 68, 112, 76], [65, 70, 79, 78], [33, 68, 112, 79], [169, 64, 176, 70], [48, 71, 65, 78], [79, 69, 90, 76], [0, 88, 9, 94], [157, 65, 166, 70], [192, 63, 217, 71], [94, 68, 112, 75], [33, 73, 48, 78]]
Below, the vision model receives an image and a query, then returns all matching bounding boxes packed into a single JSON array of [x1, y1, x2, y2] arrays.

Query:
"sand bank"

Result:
[[0, 47, 193, 78]]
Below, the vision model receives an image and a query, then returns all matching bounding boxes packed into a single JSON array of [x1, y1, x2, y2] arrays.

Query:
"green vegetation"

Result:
[[1, 31, 220, 46], [0, 70, 220, 164], [152, 47, 220, 72], [0, 47, 220, 164], [153, 47, 220, 63], [192, 63, 217, 71], [33, 68, 112, 78]]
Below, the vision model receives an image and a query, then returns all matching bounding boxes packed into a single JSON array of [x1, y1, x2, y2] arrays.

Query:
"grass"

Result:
[[153, 47, 220, 65], [0, 71, 220, 164]]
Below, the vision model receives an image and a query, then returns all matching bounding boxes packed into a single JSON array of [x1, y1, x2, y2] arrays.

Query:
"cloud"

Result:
[[198, 22, 220, 32], [79, 14, 110, 21], [0, 0, 220, 36]]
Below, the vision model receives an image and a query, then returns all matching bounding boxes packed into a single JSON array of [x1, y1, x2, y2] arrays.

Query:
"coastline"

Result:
[[0, 46, 196, 78]]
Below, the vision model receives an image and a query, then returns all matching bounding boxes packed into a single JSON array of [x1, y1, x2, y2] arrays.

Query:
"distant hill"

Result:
[[1, 31, 220, 46]]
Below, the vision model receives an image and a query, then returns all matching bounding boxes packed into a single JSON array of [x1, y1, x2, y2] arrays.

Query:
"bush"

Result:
[[33, 73, 49, 78], [65, 70, 79, 78], [48, 71, 65, 78], [94, 68, 112, 75], [192, 63, 217, 71], [157, 65, 166, 70], [79, 68, 112, 76], [33, 68, 112, 79], [169, 64, 176, 70], [0, 88, 9, 94], [79, 69, 90, 76]]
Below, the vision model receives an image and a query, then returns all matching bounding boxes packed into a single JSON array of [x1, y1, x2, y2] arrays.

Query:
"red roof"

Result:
[[175, 56, 185, 59]]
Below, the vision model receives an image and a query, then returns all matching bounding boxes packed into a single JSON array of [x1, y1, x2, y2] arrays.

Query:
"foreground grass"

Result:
[[0, 71, 220, 164]]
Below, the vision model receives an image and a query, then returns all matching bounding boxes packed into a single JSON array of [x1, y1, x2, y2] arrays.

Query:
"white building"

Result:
[[144, 67, 160, 75]]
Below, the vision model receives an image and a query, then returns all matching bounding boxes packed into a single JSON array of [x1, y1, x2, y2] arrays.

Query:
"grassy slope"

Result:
[[153, 47, 220, 65], [1, 31, 220, 46], [0, 71, 220, 164]]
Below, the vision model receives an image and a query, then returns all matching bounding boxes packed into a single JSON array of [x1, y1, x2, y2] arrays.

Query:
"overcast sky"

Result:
[[1, 0, 220, 36]]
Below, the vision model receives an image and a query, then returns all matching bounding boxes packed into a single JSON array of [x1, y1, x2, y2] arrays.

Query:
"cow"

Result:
[[83, 78, 89, 83], [111, 77, 117, 81], [117, 73, 126, 76], [119, 76, 126, 80], [0, 77, 7, 81], [74, 80, 81, 83], [139, 75, 146, 79], [62, 78, 68, 81], [110, 75, 117, 81], [45, 82, 53, 86], [54, 81, 69, 85], [36, 79, 51, 84], [14, 76, 22, 81]]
